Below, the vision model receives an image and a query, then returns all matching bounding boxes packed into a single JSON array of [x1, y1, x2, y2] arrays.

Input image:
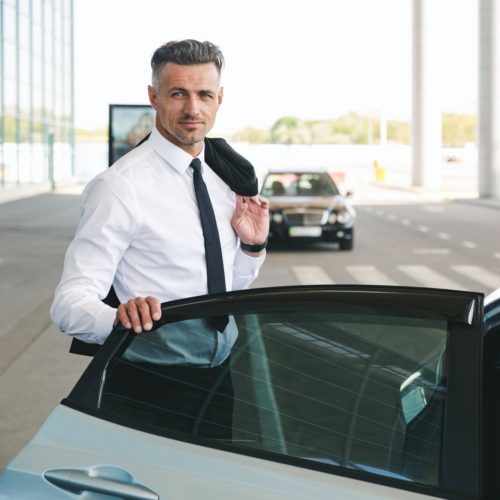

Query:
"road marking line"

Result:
[[387, 214, 396, 221], [402, 219, 411, 225], [462, 241, 477, 249], [418, 225, 429, 232], [375, 210, 384, 216], [346, 265, 397, 285], [292, 266, 334, 285], [423, 205, 444, 213], [451, 265, 500, 289], [398, 265, 467, 290], [437, 232, 450, 240], [413, 248, 450, 255], [494, 253, 500, 260]]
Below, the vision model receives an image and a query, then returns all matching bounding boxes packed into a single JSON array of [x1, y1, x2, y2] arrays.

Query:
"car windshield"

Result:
[[261, 172, 339, 197]]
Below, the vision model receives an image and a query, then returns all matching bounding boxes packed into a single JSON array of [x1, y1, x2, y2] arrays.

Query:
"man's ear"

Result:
[[148, 85, 158, 110], [218, 86, 224, 106]]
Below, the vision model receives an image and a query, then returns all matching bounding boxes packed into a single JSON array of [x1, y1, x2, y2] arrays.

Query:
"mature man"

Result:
[[51, 40, 269, 354]]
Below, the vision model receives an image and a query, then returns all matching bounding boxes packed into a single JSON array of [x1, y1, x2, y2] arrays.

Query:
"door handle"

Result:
[[44, 468, 159, 500]]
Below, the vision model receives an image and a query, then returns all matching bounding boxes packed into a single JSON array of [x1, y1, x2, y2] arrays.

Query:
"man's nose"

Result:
[[184, 95, 200, 116]]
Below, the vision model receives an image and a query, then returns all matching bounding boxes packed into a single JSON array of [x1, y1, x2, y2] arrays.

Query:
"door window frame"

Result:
[[63, 285, 484, 499]]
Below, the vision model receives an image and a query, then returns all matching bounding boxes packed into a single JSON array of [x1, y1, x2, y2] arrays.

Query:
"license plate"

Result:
[[289, 226, 322, 237]]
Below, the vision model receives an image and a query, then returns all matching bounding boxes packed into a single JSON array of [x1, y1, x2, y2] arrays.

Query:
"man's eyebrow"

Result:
[[168, 86, 187, 92], [167, 86, 215, 95]]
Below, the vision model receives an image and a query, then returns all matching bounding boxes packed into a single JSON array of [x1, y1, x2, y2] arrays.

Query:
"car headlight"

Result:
[[328, 212, 337, 224], [336, 210, 352, 224], [272, 212, 284, 223]]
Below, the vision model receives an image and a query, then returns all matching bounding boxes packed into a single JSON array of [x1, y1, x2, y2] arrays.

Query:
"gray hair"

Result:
[[151, 39, 224, 89]]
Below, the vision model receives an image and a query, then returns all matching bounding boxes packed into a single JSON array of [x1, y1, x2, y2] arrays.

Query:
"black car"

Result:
[[260, 168, 355, 250]]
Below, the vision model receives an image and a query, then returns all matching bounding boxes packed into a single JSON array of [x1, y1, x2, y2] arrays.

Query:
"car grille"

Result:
[[285, 210, 327, 225]]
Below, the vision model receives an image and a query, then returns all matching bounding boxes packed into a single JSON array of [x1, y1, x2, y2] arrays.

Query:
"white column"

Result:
[[412, 0, 442, 189], [478, 0, 500, 198]]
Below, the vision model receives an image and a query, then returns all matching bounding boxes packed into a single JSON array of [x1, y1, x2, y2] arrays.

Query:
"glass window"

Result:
[[33, 25, 43, 57], [4, 42, 17, 80], [98, 302, 448, 488], [19, 0, 30, 16], [3, 3, 17, 43], [4, 79, 17, 121], [19, 49, 32, 87], [44, 1, 54, 35], [19, 14, 31, 51], [261, 172, 339, 197]]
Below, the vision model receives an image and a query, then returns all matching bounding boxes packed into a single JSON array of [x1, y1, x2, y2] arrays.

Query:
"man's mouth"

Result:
[[179, 117, 203, 127]]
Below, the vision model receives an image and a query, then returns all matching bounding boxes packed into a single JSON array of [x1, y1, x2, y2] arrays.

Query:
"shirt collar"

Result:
[[148, 126, 206, 174]]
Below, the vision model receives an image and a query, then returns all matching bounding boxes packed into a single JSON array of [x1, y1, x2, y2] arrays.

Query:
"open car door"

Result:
[[0, 285, 484, 499]]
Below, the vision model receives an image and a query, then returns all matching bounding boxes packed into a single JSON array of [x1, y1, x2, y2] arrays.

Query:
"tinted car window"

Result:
[[97, 302, 447, 488], [261, 173, 339, 197]]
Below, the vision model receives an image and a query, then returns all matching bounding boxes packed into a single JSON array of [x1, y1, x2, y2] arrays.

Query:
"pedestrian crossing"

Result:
[[397, 265, 465, 290], [345, 265, 397, 286], [280, 264, 500, 295], [292, 266, 334, 284]]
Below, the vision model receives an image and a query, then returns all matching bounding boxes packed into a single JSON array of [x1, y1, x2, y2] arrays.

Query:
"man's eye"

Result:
[[171, 91, 185, 97], [200, 92, 214, 99]]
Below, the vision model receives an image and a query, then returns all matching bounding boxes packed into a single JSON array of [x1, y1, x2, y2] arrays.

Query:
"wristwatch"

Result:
[[240, 239, 268, 253]]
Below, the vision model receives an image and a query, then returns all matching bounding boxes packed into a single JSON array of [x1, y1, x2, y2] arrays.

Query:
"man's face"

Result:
[[148, 62, 223, 155]]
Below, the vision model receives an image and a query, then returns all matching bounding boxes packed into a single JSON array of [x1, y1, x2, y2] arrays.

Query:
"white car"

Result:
[[1, 284, 498, 499]]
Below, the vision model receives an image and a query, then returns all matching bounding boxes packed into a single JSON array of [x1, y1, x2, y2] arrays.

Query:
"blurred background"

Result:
[[3, 0, 500, 473], [0, 0, 486, 198]]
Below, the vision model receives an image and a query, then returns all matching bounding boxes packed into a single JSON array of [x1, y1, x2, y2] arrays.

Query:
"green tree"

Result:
[[270, 116, 312, 144], [387, 120, 409, 144], [231, 126, 269, 144], [232, 112, 475, 147], [442, 113, 475, 147]]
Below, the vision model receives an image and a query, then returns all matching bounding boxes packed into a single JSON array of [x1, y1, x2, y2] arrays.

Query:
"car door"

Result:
[[0, 285, 483, 499]]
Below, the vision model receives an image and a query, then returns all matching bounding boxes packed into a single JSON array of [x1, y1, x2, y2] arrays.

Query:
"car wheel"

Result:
[[339, 239, 353, 251]]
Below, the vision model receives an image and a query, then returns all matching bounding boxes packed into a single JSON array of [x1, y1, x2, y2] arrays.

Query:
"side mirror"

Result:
[[400, 371, 427, 424]]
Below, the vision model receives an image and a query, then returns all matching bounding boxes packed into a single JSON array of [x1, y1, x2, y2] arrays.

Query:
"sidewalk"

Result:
[[0, 181, 84, 205], [0, 186, 89, 471], [350, 178, 500, 210]]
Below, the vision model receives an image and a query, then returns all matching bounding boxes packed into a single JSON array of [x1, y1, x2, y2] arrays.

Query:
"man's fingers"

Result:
[[136, 298, 154, 331], [146, 296, 162, 321], [256, 195, 269, 208], [125, 299, 144, 333], [116, 304, 132, 329], [115, 296, 162, 333]]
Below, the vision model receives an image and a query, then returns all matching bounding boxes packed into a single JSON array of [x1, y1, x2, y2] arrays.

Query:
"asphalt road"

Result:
[[254, 198, 500, 296], [0, 183, 498, 472]]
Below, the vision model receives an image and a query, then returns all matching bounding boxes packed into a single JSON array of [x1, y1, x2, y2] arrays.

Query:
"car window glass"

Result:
[[261, 173, 339, 197], [99, 305, 447, 488]]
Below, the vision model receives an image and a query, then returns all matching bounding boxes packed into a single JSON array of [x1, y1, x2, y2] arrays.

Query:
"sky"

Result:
[[74, 0, 478, 135]]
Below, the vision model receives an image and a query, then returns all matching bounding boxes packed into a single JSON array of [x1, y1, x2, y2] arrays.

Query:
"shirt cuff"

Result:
[[72, 306, 117, 345], [235, 247, 266, 270]]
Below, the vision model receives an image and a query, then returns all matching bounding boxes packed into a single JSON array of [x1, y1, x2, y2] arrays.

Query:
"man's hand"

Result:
[[114, 296, 162, 333], [231, 195, 269, 250]]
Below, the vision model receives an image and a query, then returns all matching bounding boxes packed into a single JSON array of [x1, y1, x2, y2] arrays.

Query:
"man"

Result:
[[51, 40, 269, 352]]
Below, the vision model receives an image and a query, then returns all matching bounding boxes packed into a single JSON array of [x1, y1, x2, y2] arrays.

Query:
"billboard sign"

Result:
[[108, 104, 155, 166]]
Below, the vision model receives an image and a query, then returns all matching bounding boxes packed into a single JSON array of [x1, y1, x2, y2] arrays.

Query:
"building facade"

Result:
[[0, 0, 74, 192]]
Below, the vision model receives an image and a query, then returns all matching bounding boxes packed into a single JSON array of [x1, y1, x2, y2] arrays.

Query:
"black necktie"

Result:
[[190, 158, 228, 331]]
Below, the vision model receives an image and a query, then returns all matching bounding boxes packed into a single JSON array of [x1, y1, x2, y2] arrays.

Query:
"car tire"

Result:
[[339, 239, 353, 251]]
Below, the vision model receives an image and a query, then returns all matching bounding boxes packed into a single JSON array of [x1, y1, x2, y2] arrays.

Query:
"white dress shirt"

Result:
[[51, 127, 265, 346]]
